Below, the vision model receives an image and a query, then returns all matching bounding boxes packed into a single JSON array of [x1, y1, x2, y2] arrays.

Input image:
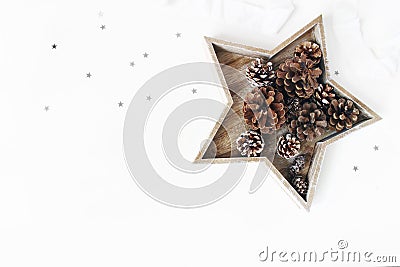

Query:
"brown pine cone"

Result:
[[327, 98, 360, 131], [277, 134, 300, 159], [289, 102, 327, 142], [294, 41, 322, 65], [276, 54, 322, 99], [291, 175, 309, 197], [236, 130, 264, 157], [243, 86, 286, 134], [314, 83, 336, 109], [245, 58, 276, 87]]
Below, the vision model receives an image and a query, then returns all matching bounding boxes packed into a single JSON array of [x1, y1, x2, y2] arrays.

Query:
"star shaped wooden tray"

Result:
[[196, 16, 381, 210]]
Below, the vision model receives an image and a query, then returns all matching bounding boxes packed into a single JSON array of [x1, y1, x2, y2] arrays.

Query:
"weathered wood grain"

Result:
[[199, 16, 381, 210], [202, 22, 373, 199]]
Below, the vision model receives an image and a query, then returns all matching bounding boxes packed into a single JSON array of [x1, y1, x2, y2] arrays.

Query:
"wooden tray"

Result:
[[195, 16, 381, 211]]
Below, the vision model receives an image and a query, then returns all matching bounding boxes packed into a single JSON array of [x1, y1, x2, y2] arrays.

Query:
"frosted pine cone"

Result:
[[289, 155, 306, 176], [294, 41, 322, 65], [286, 97, 302, 121], [243, 86, 286, 134], [327, 98, 360, 131], [245, 58, 276, 87], [277, 134, 300, 159], [236, 130, 264, 157], [289, 102, 327, 142], [292, 175, 309, 197], [276, 54, 322, 99], [314, 83, 336, 109]]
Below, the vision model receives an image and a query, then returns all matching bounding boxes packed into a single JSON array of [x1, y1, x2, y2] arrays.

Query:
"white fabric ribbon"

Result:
[[333, 0, 400, 74], [165, 0, 294, 34]]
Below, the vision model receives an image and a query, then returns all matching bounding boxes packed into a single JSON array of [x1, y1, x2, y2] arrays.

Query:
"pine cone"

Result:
[[314, 83, 336, 109], [289, 155, 306, 176], [291, 176, 309, 197], [236, 130, 264, 157], [327, 98, 360, 131], [243, 86, 286, 134], [286, 97, 302, 120], [289, 102, 327, 141], [294, 41, 322, 65], [276, 54, 322, 99], [245, 58, 276, 87], [277, 134, 300, 159]]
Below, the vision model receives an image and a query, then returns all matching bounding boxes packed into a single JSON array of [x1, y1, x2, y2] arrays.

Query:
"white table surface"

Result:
[[0, 0, 399, 266]]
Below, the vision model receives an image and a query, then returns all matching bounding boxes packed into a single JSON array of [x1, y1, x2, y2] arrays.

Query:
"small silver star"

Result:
[[130, 61, 135, 67], [100, 25, 106, 30], [143, 52, 149, 58], [52, 44, 57, 49], [98, 11, 104, 17], [44, 106, 49, 111], [192, 88, 197, 94], [146, 96, 152, 101], [353, 166, 358, 172], [86, 72, 92, 78], [176, 32, 181, 38], [334, 70, 339, 75], [373, 145, 379, 151], [118, 101, 123, 107]]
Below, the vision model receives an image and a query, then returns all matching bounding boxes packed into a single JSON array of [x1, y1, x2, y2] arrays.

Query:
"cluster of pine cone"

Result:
[[289, 155, 308, 199], [237, 40, 362, 198], [243, 41, 360, 140]]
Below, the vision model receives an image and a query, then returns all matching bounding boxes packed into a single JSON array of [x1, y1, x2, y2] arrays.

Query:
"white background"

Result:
[[1, 0, 400, 266]]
